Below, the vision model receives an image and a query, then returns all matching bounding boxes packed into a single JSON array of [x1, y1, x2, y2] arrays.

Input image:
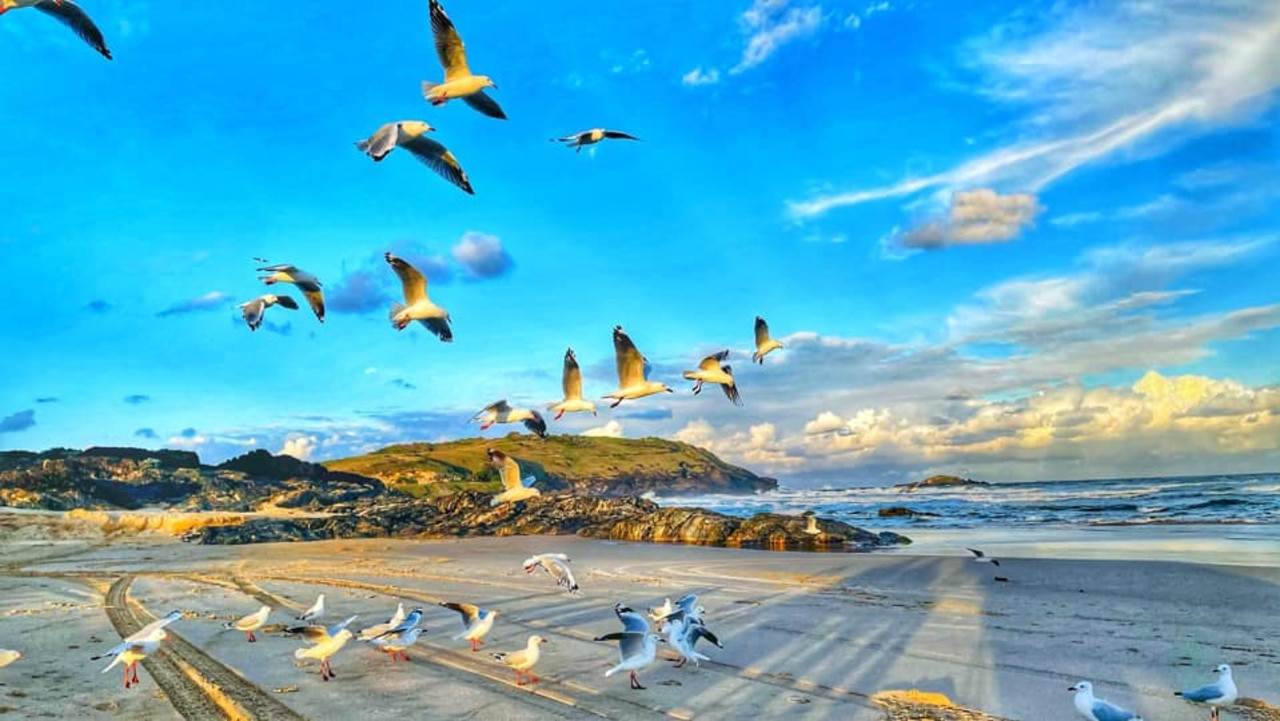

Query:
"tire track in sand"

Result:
[[104, 574, 307, 721]]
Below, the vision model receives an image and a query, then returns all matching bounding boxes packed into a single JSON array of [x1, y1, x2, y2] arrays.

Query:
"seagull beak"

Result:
[[1068, 686, 1077, 691]]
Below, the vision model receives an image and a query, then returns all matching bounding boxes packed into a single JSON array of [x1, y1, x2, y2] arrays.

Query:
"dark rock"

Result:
[[893, 475, 991, 492], [877, 506, 937, 518]]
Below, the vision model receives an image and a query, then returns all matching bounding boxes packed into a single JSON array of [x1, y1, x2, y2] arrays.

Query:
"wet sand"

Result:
[[0, 526, 1277, 720]]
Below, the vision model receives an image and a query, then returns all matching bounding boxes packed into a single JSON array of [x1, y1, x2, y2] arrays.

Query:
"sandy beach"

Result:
[[0, 521, 1277, 720]]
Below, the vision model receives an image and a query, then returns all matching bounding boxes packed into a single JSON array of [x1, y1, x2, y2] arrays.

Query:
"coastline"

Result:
[[1, 528, 1277, 720]]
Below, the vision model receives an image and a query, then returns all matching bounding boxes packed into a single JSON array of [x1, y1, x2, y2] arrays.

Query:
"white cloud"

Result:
[[280, 434, 318, 461], [789, 0, 1280, 219], [732, 0, 825, 74], [895, 189, 1044, 250], [682, 67, 721, 86], [581, 420, 624, 438], [451, 231, 513, 280]]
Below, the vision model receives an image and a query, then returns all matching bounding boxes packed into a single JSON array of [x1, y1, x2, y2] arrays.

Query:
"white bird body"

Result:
[[752, 316, 784, 364], [683, 350, 742, 406], [384, 251, 454, 340], [367, 626, 423, 662], [0, 0, 112, 59], [488, 448, 541, 506], [596, 604, 661, 690], [666, 616, 710, 668], [1069, 681, 1144, 721], [474, 401, 548, 437], [604, 326, 673, 407], [523, 553, 580, 596], [224, 605, 271, 642], [422, 0, 505, 119], [1176, 664, 1237, 720], [94, 613, 179, 690], [549, 348, 597, 419], [357, 602, 407, 641], [238, 294, 299, 331], [440, 601, 498, 651], [297, 594, 325, 623], [803, 515, 822, 535], [294, 628, 353, 681], [491, 635, 548, 685], [0, 650, 19, 668], [357, 122, 474, 195]]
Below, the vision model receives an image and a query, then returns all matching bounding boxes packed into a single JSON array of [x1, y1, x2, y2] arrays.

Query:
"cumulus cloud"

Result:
[[156, 291, 231, 317], [895, 189, 1043, 251], [123, 394, 151, 405], [581, 420, 624, 438], [0, 409, 36, 434], [732, 0, 824, 74], [326, 269, 392, 315], [682, 67, 721, 86], [451, 232, 514, 280], [280, 434, 318, 461], [134, 428, 159, 439]]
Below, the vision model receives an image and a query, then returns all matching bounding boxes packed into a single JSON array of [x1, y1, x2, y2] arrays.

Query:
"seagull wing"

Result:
[[428, 0, 471, 81], [256, 263, 298, 274], [385, 252, 428, 305], [35, 0, 111, 59], [966, 548, 986, 559], [602, 130, 641, 141], [357, 123, 399, 161], [546, 557, 579, 593], [674, 594, 699, 615], [754, 316, 771, 347], [399, 133, 475, 195], [562, 348, 584, 400], [485, 399, 512, 415], [240, 298, 266, 330], [1179, 683, 1224, 703], [699, 350, 730, 371], [274, 295, 300, 310], [441, 602, 481, 627], [1091, 700, 1138, 721], [302, 288, 325, 322], [616, 606, 650, 634], [612, 326, 646, 387], [497, 454, 524, 492], [721, 370, 743, 406], [462, 91, 506, 120], [420, 316, 453, 342], [291, 625, 333, 644]]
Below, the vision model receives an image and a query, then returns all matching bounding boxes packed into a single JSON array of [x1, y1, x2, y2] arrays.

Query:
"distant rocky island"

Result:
[[0, 439, 908, 551], [892, 474, 992, 492]]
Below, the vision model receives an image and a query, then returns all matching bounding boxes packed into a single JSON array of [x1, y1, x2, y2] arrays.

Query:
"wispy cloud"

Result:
[[156, 291, 231, 317], [732, 0, 825, 74], [681, 67, 721, 86], [35, 397, 59, 404], [789, 0, 1280, 220], [0, 409, 36, 434]]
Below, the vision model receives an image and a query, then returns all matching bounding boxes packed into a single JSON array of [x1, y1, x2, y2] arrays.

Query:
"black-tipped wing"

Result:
[[358, 123, 398, 161], [562, 347, 584, 399], [615, 605, 650, 634], [462, 90, 506, 120], [698, 350, 730, 371], [523, 412, 547, 438], [36, 0, 111, 59], [385, 252, 428, 304], [441, 602, 480, 626], [602, 130, 640, 141], [400, 134, 474, 194], [754, 316, 771, 346], [275, 295, 300, 310], [612, 326, 645, 387], [429, 0, 471, 80], [302, 289, 325, 323], [419, 316, 453, 342], [721, 373, 743, 406]]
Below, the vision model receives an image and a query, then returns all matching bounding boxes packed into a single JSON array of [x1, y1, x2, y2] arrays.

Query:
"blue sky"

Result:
[[1, 0, 1277, 485]]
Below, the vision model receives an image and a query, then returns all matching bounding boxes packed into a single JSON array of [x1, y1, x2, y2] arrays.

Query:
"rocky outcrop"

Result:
[[894, 475, 991, 492], [878, 506, 938, 518]]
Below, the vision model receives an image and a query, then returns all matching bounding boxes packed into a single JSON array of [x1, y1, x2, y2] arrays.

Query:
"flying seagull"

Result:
[[551, 129, 641, 153], [595, 603, 662, 690], [1176, 664, 1237, 721], [223, 605, 271, 643], [238, 294, 298, 331], [257, 263, 325, 323], [491, 636, 548, 686], [440, 601, 498, 652], [0, 0, 111, 59], [487, 448, 540, 506], [422, 0, 505, 119], [1069, 681, 1145, 721], [473, 400, 547, 438], [91, 610, 182, 689], [356, 121, 474, 195], [603, 325, 673, 408], [549, 347, 597, 420], [523, 553, 580, 596], [683, 349, 742, 406], [385, 251, 453, 341], [966, 548, 1000, 567], [752, 315, 784, 364]]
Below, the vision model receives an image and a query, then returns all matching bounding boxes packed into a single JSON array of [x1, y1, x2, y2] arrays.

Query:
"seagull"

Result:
[[549, 347, 597, 420], [238, 294, 298, 331], [595, 603, 662, 690], [0, 650, 19, 668], [492, 636, 548, 686], [803, 513, 822, 536], [1069, 681, 1145, 721], [683, 349, 742, 406], [385, 251, 453, 341], [0, 1, 112, 59], [1176, 664, 1237, 721], [551, 129, 641, 153], [603, 325, 673, 408], [421, 0, 504, 119], [288, 615, 360, 645], [91, 610, 182, 689], [357, 602, 407, 641], [473, 401, 547, 438], [440, 601, 498, 652], [523, 553, 580, 596], [223, 605, 271, 643], [665, 615, 710, 669], [294, 628, 353, 682], [257, 263, 325, 323], [966, 548, 1000, 567], [373, 607, 424, 639], [356, 121, 474, 195], [752, 316, 784, 364], [646, 598, 673, 621], [656, 594, 722, 660], [367, 626, 423, 663], [487, 448, 540, 506], [296, 594, 325, 624]]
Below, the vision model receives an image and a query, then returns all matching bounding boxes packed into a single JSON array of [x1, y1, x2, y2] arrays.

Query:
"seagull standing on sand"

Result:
[[1069, 681, 1145, 721], [1176, 664, 1237, 721], [257, 263, 325, 323], [356, 121, 475, 195], [238, 294, 299, 331], [367, 626, 423, 662], [357, 602, 407, 641], [296, 594, 325, 624], [523, 553, 581, 596], [551, 129, 641, 153], [966, 548, 1000, 566], [91, 610, 182, 689], [0, 0, 112, 59], [683, 349, 743, 406], [665, 615, 710, 669], [294, 628, 353, 682], [473, 401, 548, 438], [752, 316, 784, 364], [289, 615, 360, 645], [549, 348, 597, 420], [385, 251, 454, 341], [604, 326, 673, 408], [0, 650, 19, 668], [492, 635, 548, 686], [595, 603, 663, 690], [441, 601, 498, 652], [374, 607, 424, 639], [223, 605, 271, 643], [421, 0, 505, 119], [487, 448, 540, 507], [656, 594, 722, 663]]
